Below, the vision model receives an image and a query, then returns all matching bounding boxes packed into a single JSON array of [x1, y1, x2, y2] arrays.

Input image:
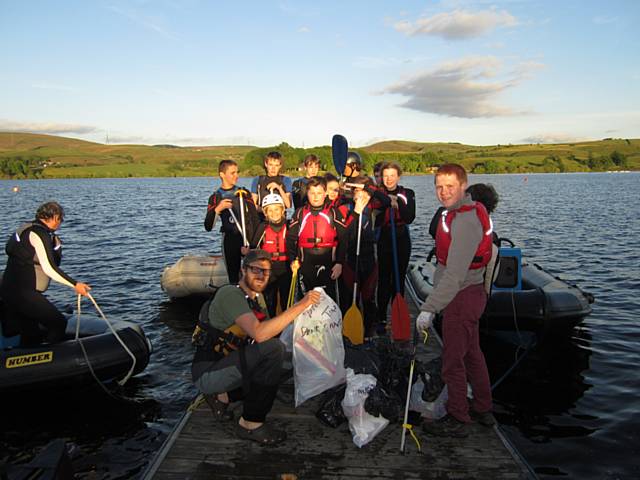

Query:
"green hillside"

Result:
[[1, 132, 638, 179]]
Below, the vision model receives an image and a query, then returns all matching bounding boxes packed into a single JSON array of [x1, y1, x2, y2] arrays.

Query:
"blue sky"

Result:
[[1, 0, 639, 147]]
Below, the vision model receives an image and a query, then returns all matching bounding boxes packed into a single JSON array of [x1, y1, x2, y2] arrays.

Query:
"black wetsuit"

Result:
[[205, 186, 258, 283], [292, 177, 310, 210], [1, 220, 76, 345], [286, 204, 348, 301], [372, 186, 416, 326], [340, 184, 391, 333]]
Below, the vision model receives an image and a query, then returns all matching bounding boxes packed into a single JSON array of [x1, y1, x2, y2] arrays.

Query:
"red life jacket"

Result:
[[380, 187, 410, 227], [260, 224, 288, 262], [298, 205, 336, 249], [435, 202, 494, 269]]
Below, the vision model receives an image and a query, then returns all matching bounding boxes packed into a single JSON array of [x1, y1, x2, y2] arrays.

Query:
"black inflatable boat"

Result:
[[1, 307, 151, 394], [406, 245, 594, 336]]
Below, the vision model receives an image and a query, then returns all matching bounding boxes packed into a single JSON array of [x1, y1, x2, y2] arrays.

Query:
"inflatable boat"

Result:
[[406, 246, 594, 336], [161, 255, 228, 299], [0, 312, 151, 394]]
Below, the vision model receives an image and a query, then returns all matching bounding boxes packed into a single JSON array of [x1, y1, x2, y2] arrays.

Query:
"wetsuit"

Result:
[[191, 285, 284, 424], [1, 220, 76, 345], [251, 175, 292, 219], [371, 186, 416, 326], [286, 204, 347, 301], [249, 220, 291, 317], [205, 186, 258, 283], [291, 177, 310, 210]]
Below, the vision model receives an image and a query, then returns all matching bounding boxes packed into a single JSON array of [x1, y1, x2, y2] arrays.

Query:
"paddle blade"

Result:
[[391, 294, 411, 341], [332, 134, 348, 176], [343, 304, 364, 345]]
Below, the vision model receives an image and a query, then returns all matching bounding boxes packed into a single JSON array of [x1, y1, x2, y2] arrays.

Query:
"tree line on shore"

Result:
[[0, 134, 636, 179]]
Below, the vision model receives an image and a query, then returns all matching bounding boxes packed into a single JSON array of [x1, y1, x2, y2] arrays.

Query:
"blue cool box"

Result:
[[493, 247, 522, 291]]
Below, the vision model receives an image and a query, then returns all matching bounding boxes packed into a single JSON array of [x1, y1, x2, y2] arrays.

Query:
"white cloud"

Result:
[[379, 56, 542, 118], [106, 4, 178, 40], [394, 8, 518, 40], [353, 55, 431, 69], [593, 15, 618, 25], [0, 119, 97, 135], [520, 133, 582, 144], [298, 26, 311, 33]]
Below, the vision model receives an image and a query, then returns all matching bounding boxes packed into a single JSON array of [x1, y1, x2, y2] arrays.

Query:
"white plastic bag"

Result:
[[409, 378, 448, 420], [293, 288, 346, 406], [341, 368, 389, 448]]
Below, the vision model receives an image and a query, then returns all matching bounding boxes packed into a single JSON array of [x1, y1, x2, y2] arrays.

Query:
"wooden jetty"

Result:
[[143, 290, 536, 480]]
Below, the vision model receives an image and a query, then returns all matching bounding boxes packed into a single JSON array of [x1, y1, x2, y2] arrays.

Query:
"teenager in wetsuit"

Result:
[[251, 151, 292, 219], [286, 176, 348, 301], [372, 162, 416, 332], [292, 154, 320, 210], [204, 160, 258, 283], [1, 202, 91, 346]]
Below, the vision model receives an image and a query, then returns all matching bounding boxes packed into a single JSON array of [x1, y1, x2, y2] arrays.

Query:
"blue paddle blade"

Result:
[[332, 134, 348, 176]]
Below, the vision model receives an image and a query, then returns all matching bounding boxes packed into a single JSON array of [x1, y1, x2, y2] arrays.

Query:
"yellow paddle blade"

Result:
[[343, 304, 364, 345]]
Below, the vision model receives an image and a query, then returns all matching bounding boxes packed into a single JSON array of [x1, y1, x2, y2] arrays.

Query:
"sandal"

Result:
[[203, 394, 234, 421], [235, 422, 287, 445]]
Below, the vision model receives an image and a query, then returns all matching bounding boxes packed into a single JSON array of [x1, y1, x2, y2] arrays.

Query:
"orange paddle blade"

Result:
[[391, 293, 411, 341], [343, 304, 364, 345]]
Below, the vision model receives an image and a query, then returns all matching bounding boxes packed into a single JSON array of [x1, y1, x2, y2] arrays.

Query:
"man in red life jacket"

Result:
[[191, 249, 320, 445], [418, 164, 496, 438], [286, 176, 348, 302]]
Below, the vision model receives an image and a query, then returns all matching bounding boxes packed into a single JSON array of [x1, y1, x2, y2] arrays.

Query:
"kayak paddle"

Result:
[[332, 134, 348, 177], [343, 210, 364, 344], [390, 207, 410, 341]]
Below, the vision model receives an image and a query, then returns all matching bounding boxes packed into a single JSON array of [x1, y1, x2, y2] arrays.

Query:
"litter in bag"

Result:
[[293, 288, 346, 406], [341, 368, 389, 448]]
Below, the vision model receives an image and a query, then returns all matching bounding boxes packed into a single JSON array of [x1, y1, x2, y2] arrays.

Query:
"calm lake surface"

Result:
[[1, 173, 638, 479]]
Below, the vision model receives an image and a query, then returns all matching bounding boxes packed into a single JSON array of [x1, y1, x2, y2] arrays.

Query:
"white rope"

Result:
[[76, 293, 138, 386]]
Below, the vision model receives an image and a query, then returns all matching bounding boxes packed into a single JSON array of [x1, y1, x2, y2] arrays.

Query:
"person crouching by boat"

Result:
[[1, 201, 91, 346], [191, 249, 320, 445], [245, 193, 291, 317], [204, 160, 258, 283], [286, 176, 348, 302], [417, 164, 496, 438], [371, 162, 415, 334]]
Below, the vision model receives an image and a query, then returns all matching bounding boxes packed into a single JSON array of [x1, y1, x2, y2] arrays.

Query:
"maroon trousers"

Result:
[[441, 283, 492, 423]]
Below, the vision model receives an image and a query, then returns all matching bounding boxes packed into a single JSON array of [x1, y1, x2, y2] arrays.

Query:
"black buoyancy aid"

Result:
[[212, 186, 251, 234], [298, 205, 337, 249], [257, 175, 285, 207], [5, 221, 62, 291], [381, 187, 410, 227], [192, 286, 268, 362], [435, 202, 493, 269], [260, 224, 288, 262]]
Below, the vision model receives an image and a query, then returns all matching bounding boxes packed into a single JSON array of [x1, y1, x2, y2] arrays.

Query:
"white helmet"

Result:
[[262, 193, 285, 209]]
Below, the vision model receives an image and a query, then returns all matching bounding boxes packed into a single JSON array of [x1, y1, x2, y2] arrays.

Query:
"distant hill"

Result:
[[0, 132, 638, 178]]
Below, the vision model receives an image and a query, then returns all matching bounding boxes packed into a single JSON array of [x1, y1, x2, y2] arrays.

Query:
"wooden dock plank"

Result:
[[143, 289, 534, 480]]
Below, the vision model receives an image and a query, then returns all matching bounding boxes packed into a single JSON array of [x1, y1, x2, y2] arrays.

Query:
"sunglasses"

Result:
[[246, 265, 271, 276]]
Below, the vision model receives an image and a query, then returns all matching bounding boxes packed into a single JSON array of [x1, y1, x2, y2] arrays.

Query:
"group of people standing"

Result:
[[195, 152, 497, 444], [0, 152, 498, 447], [204, 150, 416, 337]]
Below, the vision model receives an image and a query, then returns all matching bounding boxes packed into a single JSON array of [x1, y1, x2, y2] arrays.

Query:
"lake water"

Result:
[[1, 173, 638, 479]]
